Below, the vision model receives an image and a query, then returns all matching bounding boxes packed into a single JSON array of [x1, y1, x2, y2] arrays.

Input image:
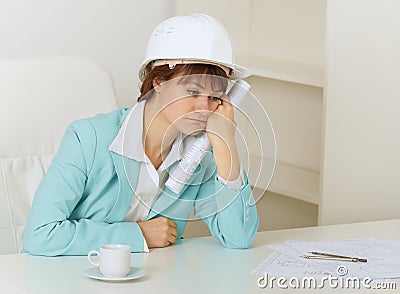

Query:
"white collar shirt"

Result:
[[109, 100, 186, 223]]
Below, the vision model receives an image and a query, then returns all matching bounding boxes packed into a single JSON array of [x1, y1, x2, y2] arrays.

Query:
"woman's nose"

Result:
[[194, 95, 212, 111]]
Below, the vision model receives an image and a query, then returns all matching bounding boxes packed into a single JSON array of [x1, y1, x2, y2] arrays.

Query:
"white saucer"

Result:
[[84, 267, 146, 282]]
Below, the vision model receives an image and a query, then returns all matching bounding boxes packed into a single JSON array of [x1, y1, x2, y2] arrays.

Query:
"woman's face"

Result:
[[156, 75, 226, 135]]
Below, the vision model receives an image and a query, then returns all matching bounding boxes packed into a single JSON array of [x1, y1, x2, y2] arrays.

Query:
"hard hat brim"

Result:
[[139, 58, 251, 81]]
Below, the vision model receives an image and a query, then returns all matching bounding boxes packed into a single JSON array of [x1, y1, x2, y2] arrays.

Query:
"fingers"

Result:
[[161, 223, 177, 247], [164, 217, 178, 245], [213, 97, 235, 123], [138, 217, 178, 248], [166, 229, 178, 245], [166, 218, 177, 229], [216, 95, 233, 113], [169, 226, 178, 238], [219, 93, 230, 104]]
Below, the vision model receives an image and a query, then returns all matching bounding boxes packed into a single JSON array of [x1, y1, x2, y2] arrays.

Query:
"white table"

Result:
[[0, 219, 399, 294]]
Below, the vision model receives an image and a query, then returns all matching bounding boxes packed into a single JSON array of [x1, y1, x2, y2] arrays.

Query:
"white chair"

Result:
[[0, 57, 118, 254]]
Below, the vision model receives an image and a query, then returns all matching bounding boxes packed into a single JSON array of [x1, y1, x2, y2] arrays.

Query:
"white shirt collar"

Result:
[[109, 100, 187, 169]]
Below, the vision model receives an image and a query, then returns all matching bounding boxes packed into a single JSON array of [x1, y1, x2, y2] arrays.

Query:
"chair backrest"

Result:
[[0, 57, 118, 254]]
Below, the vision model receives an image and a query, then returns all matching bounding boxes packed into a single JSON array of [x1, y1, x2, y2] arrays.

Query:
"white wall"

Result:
[[0, 0, 175, 107], [250, 0, 325, 67], [319, 0, 400, 225]]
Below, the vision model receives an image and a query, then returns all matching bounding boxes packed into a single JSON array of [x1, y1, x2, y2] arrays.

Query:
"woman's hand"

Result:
[[206, 94, 241, 181], [137, 217, 178, 248]]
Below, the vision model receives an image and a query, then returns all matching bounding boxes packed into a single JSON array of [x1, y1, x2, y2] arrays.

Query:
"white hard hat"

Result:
[[139, 13, 250, 81]]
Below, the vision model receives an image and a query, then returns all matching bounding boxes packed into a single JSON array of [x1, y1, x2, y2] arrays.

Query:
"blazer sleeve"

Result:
[[23, 121, 145, 256], [193, 156, 259, 249]]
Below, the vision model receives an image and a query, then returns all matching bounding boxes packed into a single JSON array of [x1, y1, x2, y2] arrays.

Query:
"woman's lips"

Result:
[[186, 118, 207, 124]]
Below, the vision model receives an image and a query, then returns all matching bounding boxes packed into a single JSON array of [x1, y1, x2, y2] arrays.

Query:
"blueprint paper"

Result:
[[257, 239, 400, 279]]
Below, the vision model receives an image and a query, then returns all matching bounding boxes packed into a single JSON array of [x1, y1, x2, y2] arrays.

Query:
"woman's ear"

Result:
[[152, 77, 164, 92]]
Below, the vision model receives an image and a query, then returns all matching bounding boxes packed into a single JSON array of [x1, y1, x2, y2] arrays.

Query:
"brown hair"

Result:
[[137, 63, 228, 102]]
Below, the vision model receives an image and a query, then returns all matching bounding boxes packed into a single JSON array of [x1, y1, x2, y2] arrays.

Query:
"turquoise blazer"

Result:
[[23, 108, 259, 256]]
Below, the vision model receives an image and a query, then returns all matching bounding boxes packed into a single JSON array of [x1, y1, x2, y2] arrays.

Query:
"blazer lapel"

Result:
[[146, 161, 197, 220], [109, 151, 198, 222], [106, 151, 140, 222]]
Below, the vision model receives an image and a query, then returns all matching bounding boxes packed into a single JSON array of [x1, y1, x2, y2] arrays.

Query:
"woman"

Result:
[[23, 13, 259, 256]]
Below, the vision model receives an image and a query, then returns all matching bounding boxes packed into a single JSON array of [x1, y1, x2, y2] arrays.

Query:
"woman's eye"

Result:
[[210, 96, 222, 103], [187, 90, 199, 96]]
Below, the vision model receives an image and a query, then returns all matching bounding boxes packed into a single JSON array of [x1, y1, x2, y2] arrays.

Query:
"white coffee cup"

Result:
[[88, 244, 131, 278]]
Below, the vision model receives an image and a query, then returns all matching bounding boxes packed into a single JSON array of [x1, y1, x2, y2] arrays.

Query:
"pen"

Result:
[[303, 251, 367, 262]]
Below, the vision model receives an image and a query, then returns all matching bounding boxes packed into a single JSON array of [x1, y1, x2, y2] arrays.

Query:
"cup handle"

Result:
[[87, 250, 100, 267]]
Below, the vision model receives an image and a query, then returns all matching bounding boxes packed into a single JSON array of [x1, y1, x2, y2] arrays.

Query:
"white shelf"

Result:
[[243, 56, 324, 87], [270, 161, 320, 204], [248, 154, 320, 205]]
